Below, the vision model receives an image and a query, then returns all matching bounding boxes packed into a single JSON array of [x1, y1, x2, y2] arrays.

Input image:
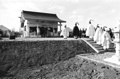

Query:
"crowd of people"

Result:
[[86, 19, 118, 51], [61, 19, 119, 51], [61, 22, 87, 39]]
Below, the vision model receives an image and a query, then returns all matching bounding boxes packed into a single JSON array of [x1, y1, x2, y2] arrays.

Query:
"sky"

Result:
[[0, 0, 120, 31]]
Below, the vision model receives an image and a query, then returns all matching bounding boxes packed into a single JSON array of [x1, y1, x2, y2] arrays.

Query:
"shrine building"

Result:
[[19, 10, 66, 37]]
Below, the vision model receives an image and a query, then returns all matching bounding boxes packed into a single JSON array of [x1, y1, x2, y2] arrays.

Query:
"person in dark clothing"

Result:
[[84, 28, 87, 37], [108, 28, 114, 39], [73, 22, 79, 39], [0, 29, 3, 40], [79, 28, 82, 38], [81, 28, 85, 37]]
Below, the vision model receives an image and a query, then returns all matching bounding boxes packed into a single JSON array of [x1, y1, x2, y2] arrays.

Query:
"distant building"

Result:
[[0, 25, 10, 37], [19, 10, 66, 37], [0, 25, 9, 31]]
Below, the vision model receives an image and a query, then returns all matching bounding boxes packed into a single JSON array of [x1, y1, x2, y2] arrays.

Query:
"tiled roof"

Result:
[[22, 10, 66, 22]]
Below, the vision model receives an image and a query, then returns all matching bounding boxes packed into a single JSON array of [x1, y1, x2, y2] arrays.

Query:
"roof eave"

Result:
[[24, 18, 66, 23]]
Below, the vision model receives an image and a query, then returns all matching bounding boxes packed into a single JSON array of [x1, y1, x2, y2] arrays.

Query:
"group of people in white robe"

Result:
[[86, 19, 116, 51], [60, 19, 118, 51]]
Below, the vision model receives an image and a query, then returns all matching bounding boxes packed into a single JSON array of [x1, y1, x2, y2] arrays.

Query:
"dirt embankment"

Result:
[[0, 40, 95, 78], [0, 40, 120, 79]]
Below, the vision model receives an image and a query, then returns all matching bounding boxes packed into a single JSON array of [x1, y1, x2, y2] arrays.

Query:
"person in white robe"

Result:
[[86, 20, 95, 40], [101, 27, 112, 51], [94, 24, 103, 45], [94, 24, 99, 42], [20, 27, 24, 37], [24, 20, 29, 37], [36, 26, 40, 36], [61, 25, 69, 39]]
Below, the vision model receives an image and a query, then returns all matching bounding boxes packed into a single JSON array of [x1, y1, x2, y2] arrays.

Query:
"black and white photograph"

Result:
[[0, 0, 120, 79]]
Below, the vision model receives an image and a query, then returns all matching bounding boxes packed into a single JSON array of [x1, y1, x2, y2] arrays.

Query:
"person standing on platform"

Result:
[[62, 25, 69, 39], [82, 28, 86, 37], [94, 24, 103, 45], [108, 28, 114, 39], [37, 27, 40, 37], [79, 28, 82, 38], [101, 27, 112, 51], [73, 22, 79, 39], [98, 27, 103, 45], [94, 24, 99, 42], [86, 19, 95, 40]]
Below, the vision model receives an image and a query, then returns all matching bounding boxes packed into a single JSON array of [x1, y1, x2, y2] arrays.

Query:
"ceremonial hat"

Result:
[[75, 22, 79, 25], [105, 27, 109, 31], [89, 19, 94, 22]]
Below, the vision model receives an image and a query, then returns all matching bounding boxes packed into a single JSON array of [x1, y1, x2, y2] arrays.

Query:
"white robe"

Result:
[[24, 20, 29, 37], [94, 28, 103, 45], [86, 24, 95, 39], [26, 25, 29, 37], [101, 31, 111, 50], [37, 27, 40, 34], [61, 27, 69, 39]]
